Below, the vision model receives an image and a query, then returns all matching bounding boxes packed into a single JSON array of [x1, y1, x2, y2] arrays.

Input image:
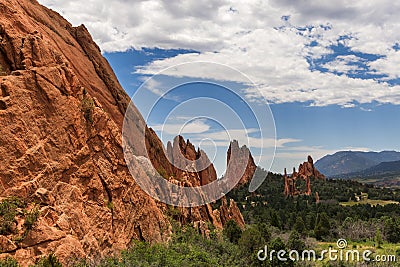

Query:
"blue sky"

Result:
[[103, 49, 400, 174], [39, 0, 400, 174]]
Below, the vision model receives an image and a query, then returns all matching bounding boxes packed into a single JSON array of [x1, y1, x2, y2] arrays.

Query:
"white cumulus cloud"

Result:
[[38, 0, 400, 107]]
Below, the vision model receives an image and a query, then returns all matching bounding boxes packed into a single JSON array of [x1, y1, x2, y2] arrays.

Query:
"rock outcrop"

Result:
[[283, 156, 325, 197], [145, 132, 245, 229], [226, 140, 256, 186], [298, 156, 325, 180], [0, 0, 168, 264], [0, 0, 249, 264]]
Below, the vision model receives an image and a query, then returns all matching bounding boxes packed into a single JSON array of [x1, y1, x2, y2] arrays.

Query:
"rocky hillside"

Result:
[[0, 0, 171, 264], [315, 151, 400, 177], [0, 0, 251, 265]]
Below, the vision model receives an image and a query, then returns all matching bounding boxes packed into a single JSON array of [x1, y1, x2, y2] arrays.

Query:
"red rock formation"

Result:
[[0, 0, 168, 264], [145, 133, 245, 230], [298, 156, 325, 180], [167, 135, 217, 186], [226, 140, 257, 186], [284, 168, 294, 197], [145, 127, 174, 178], [146, 132, 217, 186], [218, 197, 245, 228], [0, 0, 248, 264], [283, 156, 325, 197]]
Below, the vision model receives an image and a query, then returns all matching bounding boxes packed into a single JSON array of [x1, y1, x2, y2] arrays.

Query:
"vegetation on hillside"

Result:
[[2, 168, 400, 266], [227, 168, 400, 243]]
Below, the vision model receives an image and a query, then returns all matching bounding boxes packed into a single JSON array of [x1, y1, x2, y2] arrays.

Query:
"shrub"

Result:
[[223, 219, 242, 244], [268, 237, 294, 267], [81, 96, 95, 123], [166, 205, 182, 221], [293, 217, 306, 235], [375, 229, 383, 248], [396, 247, 400, 257], [256, 223, 272, 243], [97, 225, 246, 267], [24, 206, 40, 230], [106, 201, 114, 211], [34, 254, 62, 267], [0, 257, 18, 267], [155, 167, 169, 179], [0, 197, 25, 235], [287, 230, 306, 252], [384, 217, 400, 243], [238, 225, 265, 257], [314, 212, 330, 240]]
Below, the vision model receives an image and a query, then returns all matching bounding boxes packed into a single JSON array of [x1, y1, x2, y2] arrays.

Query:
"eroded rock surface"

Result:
[[0, 0, 168, 264], [145, 133, 246, 229], [283, 155, 325, 197], [226, 140, 256, 186], [0, 0, 250, 265]]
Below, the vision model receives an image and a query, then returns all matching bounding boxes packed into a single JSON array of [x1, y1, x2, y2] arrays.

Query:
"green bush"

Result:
[[24, 206, 40, 230], [396, 247, 400, 256], [106, 201, 114, 211], [0, 197, 25, 235], [156, 167, 168, 179], [0, 257, 18, 267], [267, 238, 294, 267], [91, 225, 246, 267], [384, 217, 400, 243], [286, 231, 306, 252], [223, 219, 242, 244], [34, 254, 62, 267], [314, 212, 330, 240], [238, 225, 265, 258], [293, 217, 306, 235], [81, 96, 95, 123]]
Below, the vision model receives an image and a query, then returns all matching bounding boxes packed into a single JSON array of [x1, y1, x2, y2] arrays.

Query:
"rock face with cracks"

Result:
[[226, 140, 256, 186], [0, 0, 168, 264], [0, 0, 249, 265]]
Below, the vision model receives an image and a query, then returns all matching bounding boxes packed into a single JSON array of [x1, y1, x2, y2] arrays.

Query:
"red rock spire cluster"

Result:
[[145, 130, 258, 232], [226, 140, 257, 186], [283, 156, 325, 197]]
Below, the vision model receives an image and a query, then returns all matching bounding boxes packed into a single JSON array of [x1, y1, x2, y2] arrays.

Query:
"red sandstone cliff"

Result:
[[0, 0, 167, 264], [0, 0, 248, 264]]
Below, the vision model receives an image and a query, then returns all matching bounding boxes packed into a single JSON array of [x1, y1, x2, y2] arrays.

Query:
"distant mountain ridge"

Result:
[[339, 160, 400, 178], [315, 151, 400, 177]]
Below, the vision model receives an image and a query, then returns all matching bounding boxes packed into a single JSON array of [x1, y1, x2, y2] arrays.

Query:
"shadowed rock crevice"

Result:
[[0, 99, 6, 110]]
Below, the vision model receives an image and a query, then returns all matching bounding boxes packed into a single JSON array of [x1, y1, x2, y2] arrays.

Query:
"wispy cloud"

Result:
[[152, 119, 211, 134]]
